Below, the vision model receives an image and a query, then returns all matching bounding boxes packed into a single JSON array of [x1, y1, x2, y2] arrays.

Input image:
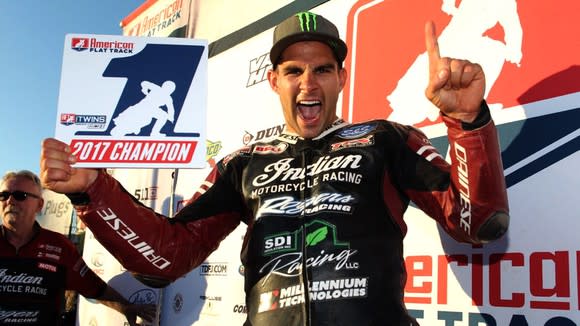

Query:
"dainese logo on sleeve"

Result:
[[71, 38, 90, 52]]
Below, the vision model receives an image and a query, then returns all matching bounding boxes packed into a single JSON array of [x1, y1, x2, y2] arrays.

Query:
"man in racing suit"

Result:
[[40, 12, 509, 326]]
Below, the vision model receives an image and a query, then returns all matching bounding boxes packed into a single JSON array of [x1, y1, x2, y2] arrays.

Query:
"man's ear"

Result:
[[338, 67, 347, 91], [267, 69, 279, 93], [36, 198, 45, 214]]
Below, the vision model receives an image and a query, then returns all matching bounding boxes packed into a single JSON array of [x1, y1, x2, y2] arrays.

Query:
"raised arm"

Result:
[[40, 138, 98, 194], [424, 21, 485, 123]]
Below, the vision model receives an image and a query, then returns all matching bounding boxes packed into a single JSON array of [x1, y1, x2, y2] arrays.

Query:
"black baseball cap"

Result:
[[270, 11, 348, 67]]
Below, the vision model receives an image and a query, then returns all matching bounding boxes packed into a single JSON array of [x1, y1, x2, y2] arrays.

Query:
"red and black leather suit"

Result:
[[71, 103, 509, 325]]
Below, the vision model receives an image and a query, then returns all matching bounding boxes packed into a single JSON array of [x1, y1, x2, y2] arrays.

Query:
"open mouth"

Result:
[[297, 100, 321, 122]]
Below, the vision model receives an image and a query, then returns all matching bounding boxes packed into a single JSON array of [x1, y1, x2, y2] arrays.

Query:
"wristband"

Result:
[[461, 100, 491, 130], [66, 192, 91, 205]]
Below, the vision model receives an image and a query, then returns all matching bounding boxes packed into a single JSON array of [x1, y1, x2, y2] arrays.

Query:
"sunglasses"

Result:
[[0, 191, 42, 202]]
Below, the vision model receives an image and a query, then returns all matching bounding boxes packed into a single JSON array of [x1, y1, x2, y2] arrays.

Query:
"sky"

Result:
[[0, 1, 145, 176]]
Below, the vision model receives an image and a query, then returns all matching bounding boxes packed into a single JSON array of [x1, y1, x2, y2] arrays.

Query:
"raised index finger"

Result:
[[425, 20, 441, 77]]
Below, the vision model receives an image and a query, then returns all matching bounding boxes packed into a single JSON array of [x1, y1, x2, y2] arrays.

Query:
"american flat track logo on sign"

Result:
[[56, 34, 208, 168]]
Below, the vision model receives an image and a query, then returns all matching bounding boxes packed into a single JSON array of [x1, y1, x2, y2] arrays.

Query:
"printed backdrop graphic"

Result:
[[121, 0, 191, 37], [342, 0, 580, 325], [342, 0, 580, 127], [78, 229, 161, 326], [36, 189, 74, 236]]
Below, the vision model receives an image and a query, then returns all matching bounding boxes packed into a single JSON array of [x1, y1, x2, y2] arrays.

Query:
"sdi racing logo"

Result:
[[263, 220, 354, 257], [258, 220, 365, 312], [260, 220, 359, 276]]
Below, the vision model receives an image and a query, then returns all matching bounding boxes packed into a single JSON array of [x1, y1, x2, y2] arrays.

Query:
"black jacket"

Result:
[[75, 105, 509, 325]]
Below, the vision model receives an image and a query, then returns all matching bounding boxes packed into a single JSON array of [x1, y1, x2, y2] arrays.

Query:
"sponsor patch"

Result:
[[222, 146, 251, 166], [37, 262, 57, 273], [256, 193, 356, 218], [258, 277, 368, 313], [337, 124, 376, 139], [253, 143, 288, 155], [277, 133, 300, 144], [330, 135, 374, 152]]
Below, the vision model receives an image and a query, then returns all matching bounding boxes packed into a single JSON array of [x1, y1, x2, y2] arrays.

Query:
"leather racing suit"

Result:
[[72, 102, 509, 325]]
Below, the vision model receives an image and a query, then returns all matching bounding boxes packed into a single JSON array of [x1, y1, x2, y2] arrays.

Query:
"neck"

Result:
[[3, 224, 36, 250]]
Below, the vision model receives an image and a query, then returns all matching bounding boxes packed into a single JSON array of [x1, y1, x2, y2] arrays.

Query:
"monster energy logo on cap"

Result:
[[296, 12, 317, 32], [269, 11, 348, 66]]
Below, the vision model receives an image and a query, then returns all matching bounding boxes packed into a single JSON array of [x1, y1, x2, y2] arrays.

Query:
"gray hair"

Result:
[[2, 170, 42, 193]]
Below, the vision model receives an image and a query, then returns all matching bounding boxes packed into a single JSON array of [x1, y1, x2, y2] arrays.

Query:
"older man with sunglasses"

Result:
[[0, 170, 156, 325]]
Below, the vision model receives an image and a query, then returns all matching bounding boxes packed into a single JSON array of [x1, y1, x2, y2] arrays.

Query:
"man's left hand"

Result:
[[424, 21, 485, 123]]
